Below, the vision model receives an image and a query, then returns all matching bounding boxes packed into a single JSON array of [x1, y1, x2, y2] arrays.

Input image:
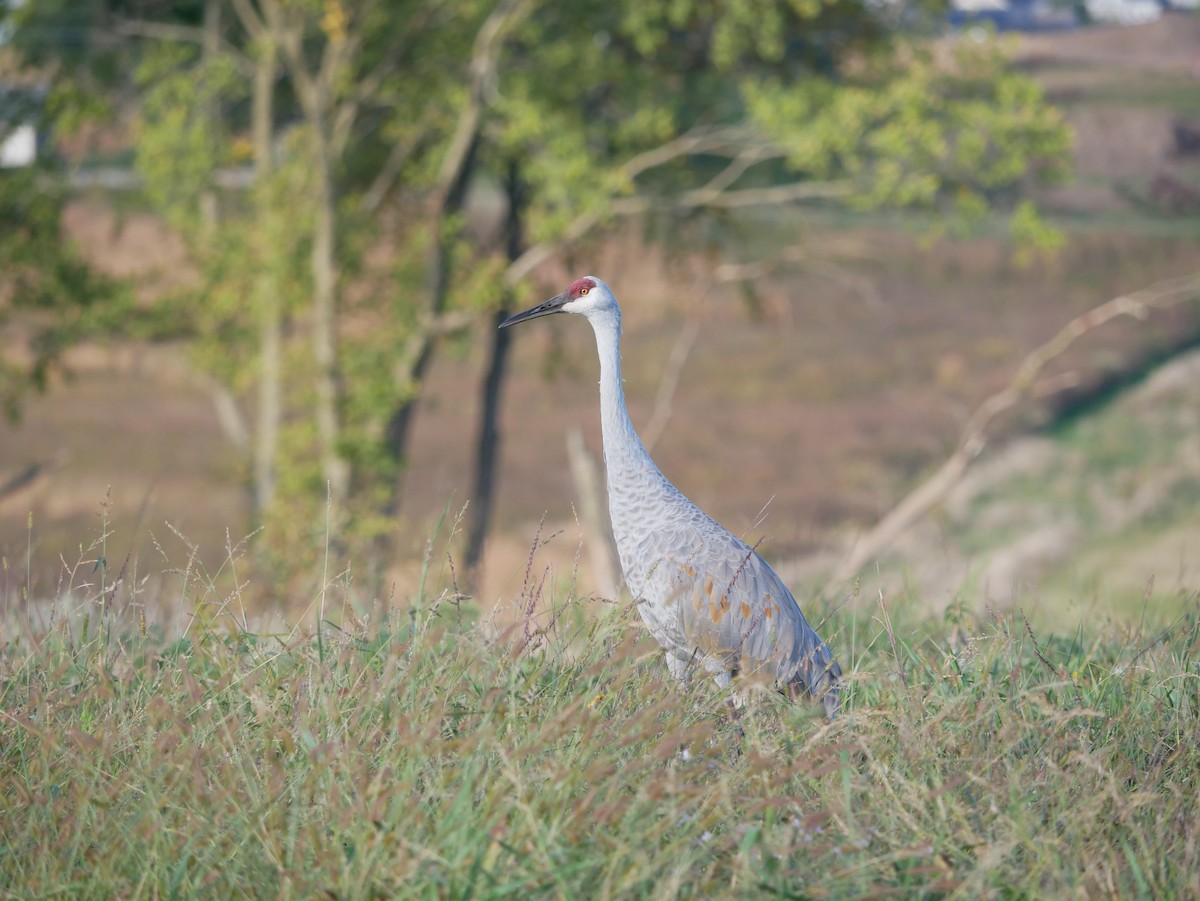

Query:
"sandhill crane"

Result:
[[501, 276, 843, 718]]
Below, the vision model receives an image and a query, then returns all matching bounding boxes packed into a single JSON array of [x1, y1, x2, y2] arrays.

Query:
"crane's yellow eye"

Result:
[[579, 287, 589, 295]]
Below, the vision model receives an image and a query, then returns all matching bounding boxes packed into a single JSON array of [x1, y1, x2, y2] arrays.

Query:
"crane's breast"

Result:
[[620, 519, 806, 669]]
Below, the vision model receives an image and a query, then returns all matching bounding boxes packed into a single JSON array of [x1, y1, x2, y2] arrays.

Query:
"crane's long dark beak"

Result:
[[499, 291, 570, 329]]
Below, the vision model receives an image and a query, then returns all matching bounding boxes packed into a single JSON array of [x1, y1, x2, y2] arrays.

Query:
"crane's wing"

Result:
[[632, 520, 841, 708]]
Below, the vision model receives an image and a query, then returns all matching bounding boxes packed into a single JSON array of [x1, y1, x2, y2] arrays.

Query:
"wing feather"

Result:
[[626, 519, 840, 705]]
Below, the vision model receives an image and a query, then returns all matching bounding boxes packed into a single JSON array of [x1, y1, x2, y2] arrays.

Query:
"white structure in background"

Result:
[[951, 0, 1008, 12], [949, 0, 1079, 31], [1, 0, 40, 167], [1, 120, 37, 167], [948, 0, 1198, 27], [1084, 0, 1162, 23]]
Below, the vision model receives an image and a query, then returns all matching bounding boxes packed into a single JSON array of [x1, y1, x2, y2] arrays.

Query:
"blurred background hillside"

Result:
[[1, 0, 1198, 631]]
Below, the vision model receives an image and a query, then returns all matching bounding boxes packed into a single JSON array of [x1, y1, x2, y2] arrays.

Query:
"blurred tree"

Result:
[[0, 0, 130, 422], [439, 2, 1073, 579], [0, 165, 129, 421], [5, 0, 1071, 590]]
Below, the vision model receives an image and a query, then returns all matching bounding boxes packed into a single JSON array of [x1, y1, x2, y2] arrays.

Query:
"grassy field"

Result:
[[2, 545, 1198, 899], [4, 21, 1200, 895]]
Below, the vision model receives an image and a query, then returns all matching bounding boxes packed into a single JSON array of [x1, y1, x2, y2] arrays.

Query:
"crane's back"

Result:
[[605, 448, 842, 714]]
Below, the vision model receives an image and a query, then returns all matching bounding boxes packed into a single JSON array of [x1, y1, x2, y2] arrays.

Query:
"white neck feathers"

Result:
[[587, 309, 652, 477]]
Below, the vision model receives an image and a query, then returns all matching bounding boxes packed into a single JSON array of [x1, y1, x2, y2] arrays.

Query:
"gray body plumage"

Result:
[[502, 276, 842, 717]]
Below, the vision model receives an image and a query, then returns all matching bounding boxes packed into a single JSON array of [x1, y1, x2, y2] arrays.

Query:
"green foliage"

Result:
[[620, 0, 891, 72], [0, 165, 130, 420], [135, 44, 246, 233], [129, 40, 320, 567], [2, 584, 1198, 897], [4, 0, 1075, 568], [494, 0, 895, 244], [0, 2, 154, 423], [743, 36, 1072, 235], [1010, 198, 1067, 261], [486, 5, 1072, 275]]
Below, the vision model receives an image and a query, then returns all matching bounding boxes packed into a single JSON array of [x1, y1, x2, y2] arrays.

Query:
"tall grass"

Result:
[[2, 552, 1198, 898]]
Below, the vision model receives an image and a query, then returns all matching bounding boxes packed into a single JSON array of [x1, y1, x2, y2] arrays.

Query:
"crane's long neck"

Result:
[[589, 310, 655, 482], [587, 303, 689, 595]]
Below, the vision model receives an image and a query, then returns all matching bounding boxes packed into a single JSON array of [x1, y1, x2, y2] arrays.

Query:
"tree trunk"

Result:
[[381, 132, 480, 516], [565, 427, 621, 599], [312, 149, 349, 512], [199, 0, 221, 234], [462, 160, 524, 582], [254, 0, 350, 520], [462, 310, 512, 582], [252, 37, 281, 518]]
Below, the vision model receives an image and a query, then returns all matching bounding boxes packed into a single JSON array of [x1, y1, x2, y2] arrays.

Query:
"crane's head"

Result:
[[499, 276, 618, 329]]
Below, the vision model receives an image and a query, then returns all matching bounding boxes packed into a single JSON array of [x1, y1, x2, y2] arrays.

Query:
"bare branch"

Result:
[[642, 319, 701, 453], [331, 4, 448, 171], [189, 372, 252, 457], [500, 113, 845, 288], [226, 0, 267, 38], [361, 127, 428, 213], [801, 257, 885, 311], [695, 144, 770, 197], [380, 0, 539, 515], [566, 428, 622, 599], [505, 181, 847, 288], [335, 0, 447, 161], [715, 242, 819, 282], [109, 18, 255, 77], [315, 28, 351, 101], [410, 0, 536, 346], [434, 0, 535, 201], [717, 244, 883, 311], [682, 180, 850, 209], [259, 0, 317, 115], [507, 125, 763, 278], [620, 125, 759, 181], [427, 308, 478, 336], [505, 210, 602, 286], [352, 60, 396, 110], [836, 270, 1200, 580], [317, 23, 371, 156], [394, 310, 478, 381], [0, 449, 69, 510], [712, 257, 775, 283]]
